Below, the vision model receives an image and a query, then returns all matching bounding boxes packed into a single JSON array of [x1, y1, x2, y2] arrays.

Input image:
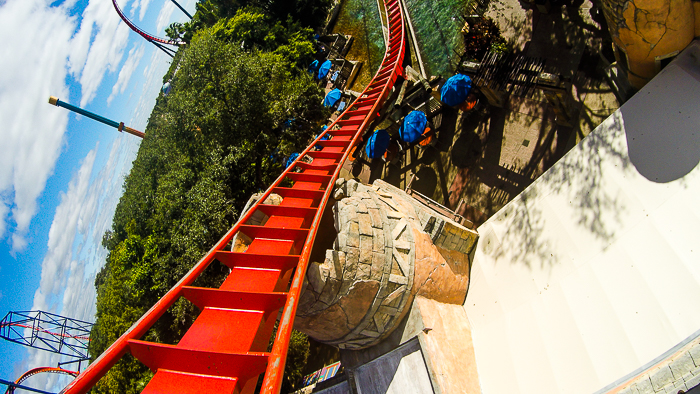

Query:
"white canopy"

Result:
[[464, 42, 700, 393]]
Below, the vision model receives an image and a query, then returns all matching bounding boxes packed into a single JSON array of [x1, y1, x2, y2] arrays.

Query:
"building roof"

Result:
[[464, 41, 700, 393]]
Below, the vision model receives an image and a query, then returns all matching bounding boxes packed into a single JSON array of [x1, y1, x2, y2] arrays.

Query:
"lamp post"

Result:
[[48, 96, 145, 138]]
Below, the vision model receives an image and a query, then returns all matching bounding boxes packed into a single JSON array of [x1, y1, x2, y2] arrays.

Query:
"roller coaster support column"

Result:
[[48, 96, 145, 138], [170, 0, 192, 19]]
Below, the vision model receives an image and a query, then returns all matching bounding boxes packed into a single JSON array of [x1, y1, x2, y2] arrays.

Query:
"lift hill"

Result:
[[61, 0, 406, 392]]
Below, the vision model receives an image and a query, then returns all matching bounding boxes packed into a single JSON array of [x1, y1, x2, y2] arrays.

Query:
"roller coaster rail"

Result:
[[112, 0, 186, 57], [62, 0, 406, 391]]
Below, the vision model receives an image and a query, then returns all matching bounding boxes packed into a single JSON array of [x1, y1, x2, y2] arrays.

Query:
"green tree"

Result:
[[255, 0, 332, 28], [210, 10, 316, 68], [163, 27, 327, 187], [255, 323, 310, 393], [90, 25, 328, 392], [166, 0, 331, 44]]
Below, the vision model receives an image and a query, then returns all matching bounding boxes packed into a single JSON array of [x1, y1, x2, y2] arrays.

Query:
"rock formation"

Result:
[[600, 0, 697, 88], [294, 179, 478, 349]]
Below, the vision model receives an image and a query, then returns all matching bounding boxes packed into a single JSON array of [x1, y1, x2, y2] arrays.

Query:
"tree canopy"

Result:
[[166, 0, 332, 44]]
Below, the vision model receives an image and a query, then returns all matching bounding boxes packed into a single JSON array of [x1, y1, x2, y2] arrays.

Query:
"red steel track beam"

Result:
[[62, 0, 405, 392]]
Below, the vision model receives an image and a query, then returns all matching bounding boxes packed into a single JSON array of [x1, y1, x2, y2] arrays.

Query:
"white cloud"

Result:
[[130, 47, 171, 126], [129, 0, 138, 18], [0, 0, 135, 252], [0, 0, 75, 251], [0, 202, 8, 240], [10, 233, 27, 252], [138, 0, 153, 21], [1, 0, 175, 383], [17, 40, 170, 392], [108, 43, 145, 105], [127, 0, 152, 20], [155, 0, 176, 34], [31, 147, 97, 313], [23, 138, 136, 391], [73, 0, 131, 107]]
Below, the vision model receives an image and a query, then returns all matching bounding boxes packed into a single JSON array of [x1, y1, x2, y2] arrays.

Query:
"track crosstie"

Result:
[[64, 0, 405, 392]]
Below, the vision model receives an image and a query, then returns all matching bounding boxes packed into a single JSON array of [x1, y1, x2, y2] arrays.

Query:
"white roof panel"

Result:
[[465, 42, 700, 393]]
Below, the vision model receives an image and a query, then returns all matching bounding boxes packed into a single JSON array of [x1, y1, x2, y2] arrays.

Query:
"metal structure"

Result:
[[0, 311, 91, 393], [169, 0, 193, 20], [112, 0, 186, 57], [0, 311, 93, 365], [48, 96, 145, 139], [61, 0, 406, 392], [2, 367, 79, 394]]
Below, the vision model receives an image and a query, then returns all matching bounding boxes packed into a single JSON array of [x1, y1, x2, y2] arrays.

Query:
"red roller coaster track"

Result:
[[112, 0, 185, 46], [63, 0, 405, 392], [5, 367, 78, 394]]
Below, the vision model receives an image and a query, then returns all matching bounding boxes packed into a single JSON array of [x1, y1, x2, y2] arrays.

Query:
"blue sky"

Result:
[[0, 0, 195, 391]]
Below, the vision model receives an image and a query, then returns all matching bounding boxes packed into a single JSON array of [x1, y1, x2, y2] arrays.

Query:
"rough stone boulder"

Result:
[[294, 179, 478, 349]]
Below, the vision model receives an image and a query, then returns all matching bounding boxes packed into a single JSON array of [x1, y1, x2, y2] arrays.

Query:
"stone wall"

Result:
[[331, 296, 482, 394], [296, 179, 417, 349], [613, 337, 700, 394], [294, 179, 478, 349], [599, 0, 695, 88]]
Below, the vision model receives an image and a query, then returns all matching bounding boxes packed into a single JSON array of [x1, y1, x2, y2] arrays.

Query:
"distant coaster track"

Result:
[[112, 0, 185, 46], [63, 0, 406, 392], [5, 367, 78, 394]]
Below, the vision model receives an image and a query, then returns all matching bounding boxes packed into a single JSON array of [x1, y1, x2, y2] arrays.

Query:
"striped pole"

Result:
[[48, 96, 145, 139]]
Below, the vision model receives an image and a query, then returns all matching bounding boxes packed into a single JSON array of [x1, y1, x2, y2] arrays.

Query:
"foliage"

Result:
[[256, 0, 333, 29], [166, 0, 244, 42], [254, 323, 310, 393], [490, 40, 510, 54], [210, 10, 317, 68], [463, 17, 509, 60], [166, 0, 331, 44], [89, 26, 328, 393], [285, 329, 311, 391]]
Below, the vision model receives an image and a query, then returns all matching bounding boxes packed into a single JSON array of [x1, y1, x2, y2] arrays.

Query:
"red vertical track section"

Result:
[[62, 0, 405, 392]]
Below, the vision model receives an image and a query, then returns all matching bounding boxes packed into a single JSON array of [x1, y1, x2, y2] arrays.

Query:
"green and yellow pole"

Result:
[[48, 96, 145, 139]]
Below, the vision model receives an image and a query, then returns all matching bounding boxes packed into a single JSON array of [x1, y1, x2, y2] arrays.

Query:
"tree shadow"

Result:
[[488, 112, 631, 269], [434, 107, 460, 153], [412, 166, 439, 197], [451, 130, 484, 168], [486, 186, 555, 269], [482, 107, 507, 166]]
